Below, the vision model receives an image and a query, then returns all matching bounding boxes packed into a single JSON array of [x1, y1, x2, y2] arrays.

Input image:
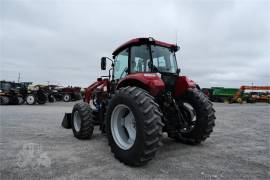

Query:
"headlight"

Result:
[[143, 73, 157, 77], [143, 73, 161, 78]]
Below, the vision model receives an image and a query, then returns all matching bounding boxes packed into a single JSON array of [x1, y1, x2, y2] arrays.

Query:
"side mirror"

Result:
[[101, 57, 106, 70]]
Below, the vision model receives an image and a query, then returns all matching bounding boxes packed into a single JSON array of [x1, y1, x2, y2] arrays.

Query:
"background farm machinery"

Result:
[[202, 86, 270, 103], [0, 81, 24, 105], [0, 81, 83, 105], [58, 86, 82, 102]]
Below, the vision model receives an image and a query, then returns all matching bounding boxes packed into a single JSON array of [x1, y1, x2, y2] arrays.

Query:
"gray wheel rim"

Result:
[[111, 104, 136, 150], [27, 96, 35, 104], [64, 95, 69, 101], [73, 111, 81, 132]]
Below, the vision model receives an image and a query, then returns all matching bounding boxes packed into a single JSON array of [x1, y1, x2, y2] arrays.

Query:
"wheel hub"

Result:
[[27, 96, 34, 104], [64, 95, 69, 101], [180, 102, 197, 133], [111, 104, 136, 150]]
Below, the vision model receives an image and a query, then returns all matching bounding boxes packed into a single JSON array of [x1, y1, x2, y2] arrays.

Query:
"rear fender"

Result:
[[116, 73, 165, 96], [174, 76, 196, 97]]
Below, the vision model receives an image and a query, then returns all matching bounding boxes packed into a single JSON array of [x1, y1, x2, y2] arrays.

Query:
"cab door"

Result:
[[113, 48, 129, 80]]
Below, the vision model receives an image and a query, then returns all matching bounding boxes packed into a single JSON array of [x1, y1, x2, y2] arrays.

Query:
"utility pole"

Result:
[[17, 73, 21, 83]]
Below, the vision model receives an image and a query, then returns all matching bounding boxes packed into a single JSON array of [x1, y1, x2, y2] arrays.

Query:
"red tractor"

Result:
[[60, 87, 82, 102], [62, 37, 216, 166]]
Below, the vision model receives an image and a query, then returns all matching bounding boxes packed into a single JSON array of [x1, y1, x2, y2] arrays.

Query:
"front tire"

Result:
[[170, 88, 216, 145], [106, 86, 163, 166], [71, 102, 94, 139]]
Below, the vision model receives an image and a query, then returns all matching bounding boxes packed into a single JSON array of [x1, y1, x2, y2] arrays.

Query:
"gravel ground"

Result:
[[0, 102, 269, 179]]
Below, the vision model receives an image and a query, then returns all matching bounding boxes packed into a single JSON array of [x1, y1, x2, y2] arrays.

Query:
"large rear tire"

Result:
[[37, 93, 47, 104], [0, 96, 10, 105], [48, 95, 56, 103], [71, 102, 94, 139], [106, 86, 163, 166], [169, 88, 216, 145], [37, 99, 46, 104]]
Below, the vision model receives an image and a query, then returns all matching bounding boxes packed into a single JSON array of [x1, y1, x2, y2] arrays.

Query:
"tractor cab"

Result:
[[101, 37, 180, 79], [0, 81, 10, 92], [101, 37, 192, 96], [0, 81, 22, 96]]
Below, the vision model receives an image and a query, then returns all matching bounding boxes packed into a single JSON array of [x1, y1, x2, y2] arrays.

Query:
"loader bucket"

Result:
[[62, 113, 72, 129]]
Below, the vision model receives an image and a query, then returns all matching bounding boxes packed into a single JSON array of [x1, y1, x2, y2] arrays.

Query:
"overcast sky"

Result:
[[1, 0, 269, 88]]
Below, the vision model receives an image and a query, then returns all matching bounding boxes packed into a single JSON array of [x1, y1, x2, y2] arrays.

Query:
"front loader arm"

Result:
[[84, 79, 109, 103], [62, 78, 109, 129]]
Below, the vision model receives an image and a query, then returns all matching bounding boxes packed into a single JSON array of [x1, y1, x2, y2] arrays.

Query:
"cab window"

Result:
[[113, 48, 129, 80], [130, 45, 151, 73], [151, 46, 177, 73], [153, 57, 166, 68]]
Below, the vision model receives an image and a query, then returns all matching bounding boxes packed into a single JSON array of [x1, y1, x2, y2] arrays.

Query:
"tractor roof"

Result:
[[112, 37, 179, 56]]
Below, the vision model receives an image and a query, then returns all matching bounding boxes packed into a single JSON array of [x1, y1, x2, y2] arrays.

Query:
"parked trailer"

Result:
[[202, 87, 238, 102]]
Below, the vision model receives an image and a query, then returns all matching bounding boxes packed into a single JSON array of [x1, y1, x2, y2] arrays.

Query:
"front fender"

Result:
[[174, 76, 196, 97]]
